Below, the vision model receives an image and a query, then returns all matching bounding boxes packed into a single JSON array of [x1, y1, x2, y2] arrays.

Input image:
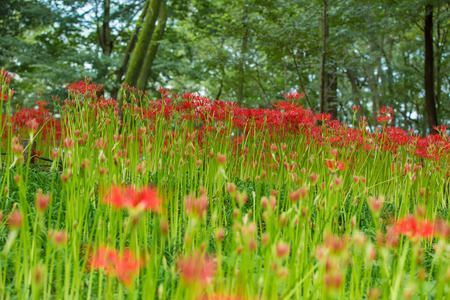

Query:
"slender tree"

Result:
[[136, 0, 168, 91], [424, 3, 438, 132], [123, 0, 162, 89], [98, 0, 113, 56], [319, 0, 328, 114], [113, 0, 149, 99], [237, 5, 249, 105]]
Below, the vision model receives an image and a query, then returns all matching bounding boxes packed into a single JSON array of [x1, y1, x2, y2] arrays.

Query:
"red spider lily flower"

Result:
[[351, 105, 360, 113], [26, 119, 39, 133], [394, 217, 435, 240], [276, 241, 290, 258], [35, 189, 51, 212], [48, 229, 69, 246], [90, 246, 142, 287], [35, 100, 48, 108], [158, 86, 170, 96], [66, 80, 103, 95], [325, 159, 346, 171], [281, 91, 305, 102], [185, 192, 208, 219], [433, 124, 447, 135], [103, 186, 161, 212], [315, 113, 332, 122], [379, 106, 394, 114], [7, 209, 23, 229], [177, 252, 216, 286], [325, 159, 334, 170], [434, 220, 450, 238], [0, 91, 8, 101], [375, 114, 393, 124], [368, 195, 384, 213], [375, 106, 394, 124]]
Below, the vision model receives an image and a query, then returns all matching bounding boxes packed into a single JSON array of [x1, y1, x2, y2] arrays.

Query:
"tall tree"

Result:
[[136, 0, 168, 91], [123, 0, 162, 90], [237, 5, 249, 105], [319, 0, 328, 115], [424, 3, 438, 132], [113, 0, 149, 99]]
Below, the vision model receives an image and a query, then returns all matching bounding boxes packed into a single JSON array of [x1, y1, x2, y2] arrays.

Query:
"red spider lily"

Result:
[[325, 159, 346, 171], [281, 91, 305, 102], [35, 100, 48, 108], [0, 69, 12, 79], [394, 217, 435, 240], [375, 114, 393, 124], [0, 91, 8, 101], [103, 186, 161, 212], [90, 246, 142, 287], [185, 191, 208, 219], [158, 86, 170, 96], [375, 106, 394, 124], [48, 229, 69, 245], [35, 189, 50, 212], [177, 252, 216, 286], [7, 209, 23, 229], [433, 124, 447, 135], [315, 113, 332, 122], [379, 106, 394, 114], [66, 80, 103, 96]]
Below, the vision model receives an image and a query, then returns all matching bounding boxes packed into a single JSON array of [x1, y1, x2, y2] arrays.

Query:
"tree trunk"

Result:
[[136, 0, 167, 92], [113, 0, 149, 100], [237, 6, 248, 106], [291, 50, 312, 109], [95, 0, 112, 98], [435, 5, 444, 111], [424, 4, 438, 133], [346, 69, 361, 117], [327, 63, 338, 119], [319, 0, 328, 114], [366, 40, 381, 117], [123, 0, 161, 89], [98, 0, 113, 56]]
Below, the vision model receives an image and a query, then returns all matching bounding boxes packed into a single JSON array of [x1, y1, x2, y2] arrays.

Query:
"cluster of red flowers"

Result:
[[0, 89, 8, 101], [281, 91, 305, 102], [103, 186, 161, 212], [66, 80, 103, 96], [0, 69, 12, 84], [1, 101, 61, 140], [393, 217, 450, 241], [123, 92, 450, 162], [2, 74, 450, 165], [394, 217, 435, 240], [90, 246, 142, 286], [375, 106, 394, 124], [324, 159, 346, 171]]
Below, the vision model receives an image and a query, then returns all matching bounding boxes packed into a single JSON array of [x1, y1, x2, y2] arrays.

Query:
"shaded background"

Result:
[[1, 0, 449, 134]]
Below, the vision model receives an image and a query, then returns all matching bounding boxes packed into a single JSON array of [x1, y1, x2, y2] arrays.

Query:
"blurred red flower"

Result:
[[394, 217, 435, 240], [90, 246, 142, 286], [103, 186, 161, 212], [177, 252, 216, 286], [325, 159, 346, 171]]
